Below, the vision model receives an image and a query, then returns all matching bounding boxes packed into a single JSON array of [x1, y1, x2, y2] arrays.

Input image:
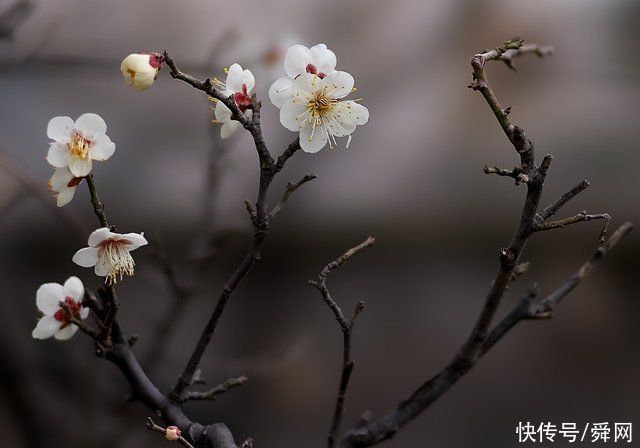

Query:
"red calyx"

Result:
[[233, 83, 252, 112], [306, 63, 326, 79], [54, 297, 81, 324]]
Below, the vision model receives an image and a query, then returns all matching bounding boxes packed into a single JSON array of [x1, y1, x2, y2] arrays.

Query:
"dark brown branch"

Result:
[[269, 173, 317, 219], [536, 211, 610, 232], [176, 376, 248, 403], [483, 165, 530, 185], [164, 53, 304, 403], [85, 174, 109, 228], [481, 222, 633, 354], [147, 417, 196, 448], [311, 237, 375, 448], [539, 180, 591, 220], [60, 301, 101, 340], [338, 39, 628, 448]]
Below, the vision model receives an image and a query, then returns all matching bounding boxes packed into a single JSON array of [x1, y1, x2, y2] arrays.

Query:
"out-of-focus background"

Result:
[[1, 0, 638, 447]]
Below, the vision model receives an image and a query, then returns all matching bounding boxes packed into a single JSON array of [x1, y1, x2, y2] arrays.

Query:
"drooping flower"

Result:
[[120, 53, 163, 91], [279, 72, 369, 153], [46, 113, 116, 178], [72, 227, 148, 284], [32, 276, 89, 341], [48, 167, 82, 207], [210, 63, 255, 139], [269, 44, 337, 108], [165, 426, 181, 441]]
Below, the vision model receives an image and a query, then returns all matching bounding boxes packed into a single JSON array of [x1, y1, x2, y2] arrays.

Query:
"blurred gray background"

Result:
[[0, 0, 638, 447]]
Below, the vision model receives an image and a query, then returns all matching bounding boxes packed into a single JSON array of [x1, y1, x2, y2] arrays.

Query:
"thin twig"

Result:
[[311, 237, 375, 448], [539, 180, 591, 220], [269, 173, 317, 219], [146, 418, 195, 448], [338, 39, 629, 448], [165, 52, 304, 402], [85, 174, 109, 228], [481, 222, 633, 354], [176, 375, 248, 403]]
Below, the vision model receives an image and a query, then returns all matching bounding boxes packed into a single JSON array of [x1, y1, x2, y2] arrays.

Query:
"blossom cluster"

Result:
[[34, 42, 369, 343]]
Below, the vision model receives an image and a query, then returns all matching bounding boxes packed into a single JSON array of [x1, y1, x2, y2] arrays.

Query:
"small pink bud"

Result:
[[165, 426, 181, 441]]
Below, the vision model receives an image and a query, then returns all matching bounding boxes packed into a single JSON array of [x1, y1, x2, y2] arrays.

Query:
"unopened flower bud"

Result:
[[120, 53, 163, 91], [165, 426, 181, 441]]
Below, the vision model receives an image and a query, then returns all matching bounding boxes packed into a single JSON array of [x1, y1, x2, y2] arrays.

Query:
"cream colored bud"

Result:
[[120, 53, 162, 91]]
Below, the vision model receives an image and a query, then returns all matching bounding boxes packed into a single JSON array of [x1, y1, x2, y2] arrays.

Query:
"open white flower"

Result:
[[211, 63, 255, 139], [32, 276, 89, 341], [72, 227, 148, 284], [45, 113, 116, 178], [48, 167, 82, 207], [279, 72, 369, 153], [269, 44, 337, 108], [120, 53, 163, 91]]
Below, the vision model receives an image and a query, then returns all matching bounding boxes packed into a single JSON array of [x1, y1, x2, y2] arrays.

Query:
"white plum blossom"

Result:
[[72, 227, 148, 284], [46, 113, 116, 178], [211, 63, 255, 139], [32, 276, 89, 341], [279, 72, 369, 153], [269, 44, 337, 108], [48, 167, 82, 207], [120, 53, 163, 91]]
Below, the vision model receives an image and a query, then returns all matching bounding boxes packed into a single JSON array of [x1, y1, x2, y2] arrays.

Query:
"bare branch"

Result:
[[481, 222, 633, 354], [269, 173, 317, 219], [483, 164, 530, 184], [536, 211, 610, 236], [539, 180, 591, 220], [176, 375, 248, 403], [311, 237, 375, 448], [85, 174, 109, 228], [146, 418, 196, 448]]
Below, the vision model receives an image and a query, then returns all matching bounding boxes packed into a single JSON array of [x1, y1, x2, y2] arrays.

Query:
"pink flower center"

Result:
[[233, 83, 252, 112], [306, 64, 326, 79], [54, 297, 81, 326]]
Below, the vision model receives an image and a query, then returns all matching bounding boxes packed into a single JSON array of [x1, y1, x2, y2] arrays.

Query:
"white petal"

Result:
[[36, 283, 64, 315], [326, 111, 357, 137], [284, 45, 312, 78], [280, 98, 308, 132], [80, 307, 90, 320], [242, 69, 255, 93], [214, 102, 232, 122], [220, 120, 241, 139], [322, 71, 354, 99], [46, 143, 70, 168], [49, 167, 74, 191], [90, 134, 115, 161], [291, 72, 318, 96], [75, 113, 107, 138], [268, 76, 294, 108], [63, 276, 84, 302], [225, 63, 245, 93], [121, 54, 156, 74], [310, 44, 337, 75], [72, 247, 100, 268], [88, 227, 115, 246], [55, 325, 78, 341], [343, 101, 369, 125], [68, 156, 92, 177], [56, 186, 76, 207], [299, 123, 328, 153], [119, 232, 148, 251], [32, 316, 62, 340], [47, 116, 74, 142], [94, 261, 109, 277]]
